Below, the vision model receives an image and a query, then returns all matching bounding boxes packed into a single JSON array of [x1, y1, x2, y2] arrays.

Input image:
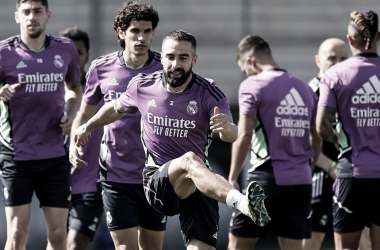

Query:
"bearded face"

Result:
[[164, 66, 192, 89]]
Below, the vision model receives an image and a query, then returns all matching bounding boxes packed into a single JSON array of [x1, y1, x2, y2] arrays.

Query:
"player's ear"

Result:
[[117, 28, 125, 40], [192, 54, 198, 67], [315, 54, 320, 68], [15, 11, 20, 24], [347, 34, 354, 46]]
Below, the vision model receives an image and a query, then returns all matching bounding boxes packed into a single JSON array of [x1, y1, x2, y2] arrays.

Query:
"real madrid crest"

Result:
[[54, 55, 64, 68], [187, 100, 198, 115]]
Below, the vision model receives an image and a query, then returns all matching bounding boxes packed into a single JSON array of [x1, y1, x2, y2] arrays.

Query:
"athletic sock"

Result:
[[226, 189, 250, 216]]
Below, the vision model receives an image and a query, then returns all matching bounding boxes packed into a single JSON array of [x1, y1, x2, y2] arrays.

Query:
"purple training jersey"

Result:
[[71, 77, 103, 194], [119, 71, 231, 169], [239, 69, 317, 185], [0, 35, 80, 161], [83, 50, 162, 184], [319, 54, 380, 178]]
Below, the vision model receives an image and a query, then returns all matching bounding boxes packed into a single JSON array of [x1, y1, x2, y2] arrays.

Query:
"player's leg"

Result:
[[1, 158, 34, 250], [137, 183, 166, 250], [42, 206, 69, 250], [358, 226, 372, 250], [167, 151, 269, 226], [67, 192, 103, 250], [370, 223, 380, 250], [4, 205, 31, 250], [278, 237, 303, 250], [138, 227, 165, 250], [227, 233, 259, 250], [187, 237, 215, 250], [35, 156, 71, 250], [334, 231, 361, 250], [110, 228, 138, 249], [302, 232, 325, 250]]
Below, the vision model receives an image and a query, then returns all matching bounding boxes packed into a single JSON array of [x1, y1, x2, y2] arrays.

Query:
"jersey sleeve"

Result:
[[64, 41, 81, 83], [318, 70, 337, 109], [310, 90, 318, 126], [206, 81, 232, 117], [82, 63, 103, 105], [118, 80, 139, 114], [238, 79, 259, 115]]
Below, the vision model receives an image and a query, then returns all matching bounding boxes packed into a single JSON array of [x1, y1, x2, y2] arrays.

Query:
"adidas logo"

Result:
[[16, 61, 27, 68], [88, 223, 96, 231], [212, 232, 218, 239], [161, 216, 167, 223], [147, 99, 157, 107], [276, 88, 308, 116], [352, 75, 380, 104], [107, 78, 119, 85]]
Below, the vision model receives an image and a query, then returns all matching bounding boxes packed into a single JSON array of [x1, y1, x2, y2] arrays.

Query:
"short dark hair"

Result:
[[113, 1, 159, 49], [236, 35, 271, 61], [59, 27, 90, 52], [163, 30, 197, 54], [349, 10, 378, 50], [17, 0, 48, 10]]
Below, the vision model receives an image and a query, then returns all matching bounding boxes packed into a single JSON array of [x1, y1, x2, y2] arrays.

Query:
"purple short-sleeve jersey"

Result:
[[83, 50, 162, 184], [319, 55, 380, 178], [0, 35, 80, 161], [239, 69, 317, 185], [119, 71, 231, 166], [71, 77, 103, 194]]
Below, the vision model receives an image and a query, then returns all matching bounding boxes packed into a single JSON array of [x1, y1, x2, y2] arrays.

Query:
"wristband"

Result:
[[328, 161, 337, 175]]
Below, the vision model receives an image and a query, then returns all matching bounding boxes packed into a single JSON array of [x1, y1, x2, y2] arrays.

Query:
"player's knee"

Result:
[[9, 226, 28, 243], [48, 227, 66, 246], [181, 151, 204, 171]]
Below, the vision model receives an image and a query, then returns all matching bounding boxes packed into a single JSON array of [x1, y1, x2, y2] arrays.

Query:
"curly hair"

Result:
[[350, 10, 378, 50], [113, 1, 159, 49]]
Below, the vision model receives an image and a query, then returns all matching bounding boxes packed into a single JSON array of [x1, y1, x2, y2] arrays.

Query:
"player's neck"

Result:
[[261, 63, 280, 72], [20, 32, 46, 52], [123, 50, 149, 69]]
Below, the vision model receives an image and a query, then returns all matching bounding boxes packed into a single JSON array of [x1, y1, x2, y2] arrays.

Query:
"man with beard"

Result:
[[73, 30, 270, 249], [69, 2, 166, 249], [0, 0, 82, 249]]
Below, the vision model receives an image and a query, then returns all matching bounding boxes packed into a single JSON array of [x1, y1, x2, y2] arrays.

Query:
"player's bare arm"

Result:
[[0, 83, 21, 102], [316, 106, 339, 150], [61, 78, 82, 135], [210, 106, 238, 143], [75, 99, 125, 147], [69, 102, 99, 168], [228, 114, 256, 190]]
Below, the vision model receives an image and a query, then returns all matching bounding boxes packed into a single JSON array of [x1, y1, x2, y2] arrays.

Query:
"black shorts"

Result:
[[101, 181, 166, 232], [229, 161, 311, 239], [143, 162, 219, 248], [333, 177, 380, 233], [310, 167, 334, 233], [68, 191, 103, 239], [0, 155, 71, 208]]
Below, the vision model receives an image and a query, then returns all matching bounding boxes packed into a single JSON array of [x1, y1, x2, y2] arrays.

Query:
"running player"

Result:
[[73, 30, 269, 250], [316, 10, 380, 250], [0, 0, 81, 249], [59, 27, 104, 250], [227, 35, 321, 250], [69, 2, 166, 249], [303, 37, 349, 250]]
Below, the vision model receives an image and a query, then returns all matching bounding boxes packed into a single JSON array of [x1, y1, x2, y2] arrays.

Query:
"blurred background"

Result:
[[0, 0, 379, 249]]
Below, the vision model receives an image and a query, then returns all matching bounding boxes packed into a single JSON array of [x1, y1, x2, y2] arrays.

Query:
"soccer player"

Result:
[[59, 27, 104, 250], [227, 35, 321, 250], [69, 2, 166, 249], [303, 37, 349, 250], [316, 10, 380, 250], [0, 0, 82, 249], [73, 30, 269, 250]]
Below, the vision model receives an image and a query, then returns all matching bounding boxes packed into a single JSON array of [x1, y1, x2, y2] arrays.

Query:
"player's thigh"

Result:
[[110, 227, 138, 248], [228, 233, 259, 250], [138, 227, 165, 250], [5, 204, 31, 232]]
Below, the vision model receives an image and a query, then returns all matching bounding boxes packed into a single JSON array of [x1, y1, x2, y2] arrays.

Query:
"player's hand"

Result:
[[210, 107, 231, 133], [69, 143, 88, 169], [60, 115, 74, 135], [74, 124, 91, 147], [0, 83, 21, 102]]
